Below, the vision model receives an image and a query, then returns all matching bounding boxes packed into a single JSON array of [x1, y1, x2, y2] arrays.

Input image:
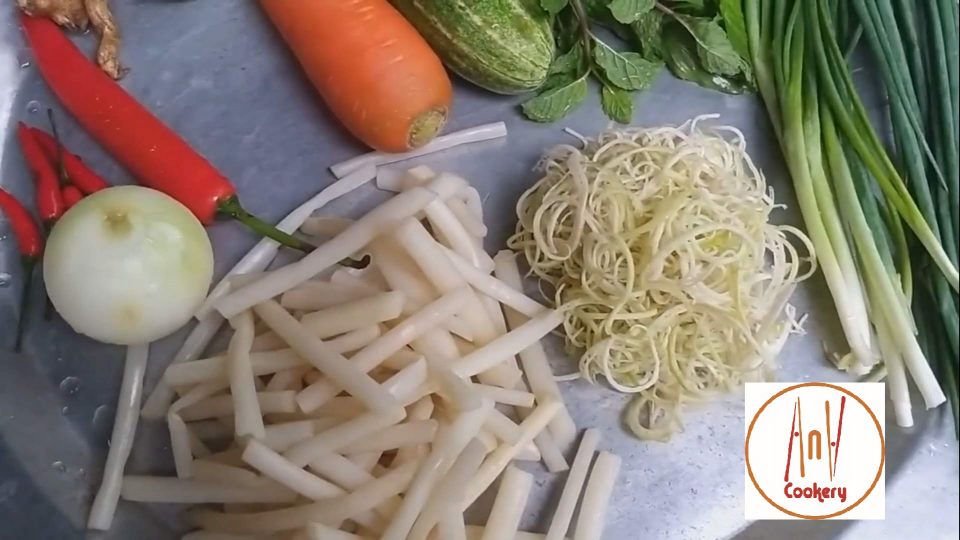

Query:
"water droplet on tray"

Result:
[[61, 406, 69, 415], [20, 60, 31, 69], [92, 405, 112, 427], [0, 273, 11, 288], [59, 376, 81, 395], [26, 101, 41, 114], [51, 461, 66, 473]]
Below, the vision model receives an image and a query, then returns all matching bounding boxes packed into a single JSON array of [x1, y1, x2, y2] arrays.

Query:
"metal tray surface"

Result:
[[0, 2, 957, 539]]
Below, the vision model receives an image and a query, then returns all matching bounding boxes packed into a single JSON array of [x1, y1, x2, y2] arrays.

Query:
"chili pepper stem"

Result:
[[215, 196, 370, 269], [216, 196, 313, 252], [14, 257, 37, 353]]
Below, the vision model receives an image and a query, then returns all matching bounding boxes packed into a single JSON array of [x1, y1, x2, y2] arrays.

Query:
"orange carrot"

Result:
[[259, 0, 453, 153]]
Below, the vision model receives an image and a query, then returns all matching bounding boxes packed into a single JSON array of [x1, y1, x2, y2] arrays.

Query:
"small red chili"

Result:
[[0, 188, 43, 352], [30, 127, 110, 195], [16, 122, 63, 225], [61, 185, 84, 210]]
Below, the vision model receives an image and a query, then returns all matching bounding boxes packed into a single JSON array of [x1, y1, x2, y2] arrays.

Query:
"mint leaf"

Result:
[[540, 0, 569, 15], [548, 43, 583, 77], [608, 0, 655, 24], [600, 85, 633, 123], [719, 0, 750, 62], [521, 75, 588, 122], [670, 0, 706, 13], [592, 40, 662, 90], [630, 10, 665, 60], [688, 17, 742, 76]]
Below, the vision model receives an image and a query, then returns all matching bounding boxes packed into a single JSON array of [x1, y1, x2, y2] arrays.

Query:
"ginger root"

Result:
[[18, 0, 124, 79]]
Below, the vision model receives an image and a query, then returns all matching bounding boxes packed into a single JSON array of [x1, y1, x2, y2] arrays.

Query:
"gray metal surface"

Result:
[[0, 2, 957, 539]]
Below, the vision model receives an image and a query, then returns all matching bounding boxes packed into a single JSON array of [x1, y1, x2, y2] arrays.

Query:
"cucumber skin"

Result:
[[390, 0, 555, 95]]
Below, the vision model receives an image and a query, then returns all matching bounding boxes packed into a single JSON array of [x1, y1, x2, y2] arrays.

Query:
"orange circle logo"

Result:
[[744, 382, 885, 519]]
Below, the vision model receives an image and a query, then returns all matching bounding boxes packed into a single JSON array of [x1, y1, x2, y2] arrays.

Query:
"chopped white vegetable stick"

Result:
[[171, 381, 229, 413], [305, 522, 368, 540], [302, 291, 404, 327], [300, 217, 354, 238], [446, 197, 487, 237], [444, 249, 546, 319], [192, 460, 263, 488], [309, 397, 367, 419], [254, 293, 404, 351], [306, 452, 377, 490], [243, 439, 344, 501], [380, 400, 492, 540], [481, 466, 534, 540], [266, 366, 312, 392], [451, 309, 564, 378], [281, 280, 376, 311], [396, 396, 435, 464], [380, 347, 424, 371], [573, 451, 621, 540], [330, 267, 391, 294], [262, 420, 317, 452], [532, 428, 568, 473], [462, 400, 560, 508], [88, 344, 149, 531], [189, 460, 419, 533], [407, 438, 487, 540], [142, 315, 222, 419], [484, 408, 523, 444], [180, 392, 297, 422], [347, 451, 382, 473], [168, 412, 194, 478], [330, 122, 507, 178], [217, 186, 438, 317], [205, 448, 245, 467], [464, 527, 557, 540], [545, 429, 600, 540], [446, 315, 476, 342], [462, 186, 483, 222], [376, 164, 436, 193], [406, 340, 476, 409], [393, 217, 467, 293], [482, 295, 509, 336], [513, 442, 542, 462], [381, 360, 431, 406], [286, 408, 406, 467], [306, 454, 403, 520], [228, 272, 271, 289], [339, 420, 438, 453], [424, 199, 495, 272], [167, 327, 377, 386], [297, 289, 468, 412], [493, 251, 577, 448], [197, 164, 377, 320], [475, 429, 498, 453], [438, 515, 469, 540], [254, 301, 399, 413], [474, 384, 536, 408], [227, 311, 266, 440], [188, 420, 233, 441], [121, 475, 297, 504]]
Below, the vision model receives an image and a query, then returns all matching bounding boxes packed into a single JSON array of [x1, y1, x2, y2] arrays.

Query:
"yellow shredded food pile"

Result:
[[509, 116, 816, 441]]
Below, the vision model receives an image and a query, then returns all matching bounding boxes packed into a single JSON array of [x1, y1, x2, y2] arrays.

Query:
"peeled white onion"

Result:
[[44, 186, 214, 345]]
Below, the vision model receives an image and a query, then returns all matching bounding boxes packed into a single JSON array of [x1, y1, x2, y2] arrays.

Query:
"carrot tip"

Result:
[[408, 107, 448, 150]]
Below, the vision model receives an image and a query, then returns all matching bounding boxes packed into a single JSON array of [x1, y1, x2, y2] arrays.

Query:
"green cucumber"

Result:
[[390, 0, 555, 95]]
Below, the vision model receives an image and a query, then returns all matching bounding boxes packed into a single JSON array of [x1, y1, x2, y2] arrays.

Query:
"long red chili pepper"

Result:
[[0, 188, 42, 352], [19, 14, 310, 251], [16, 122, 63, 225]]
